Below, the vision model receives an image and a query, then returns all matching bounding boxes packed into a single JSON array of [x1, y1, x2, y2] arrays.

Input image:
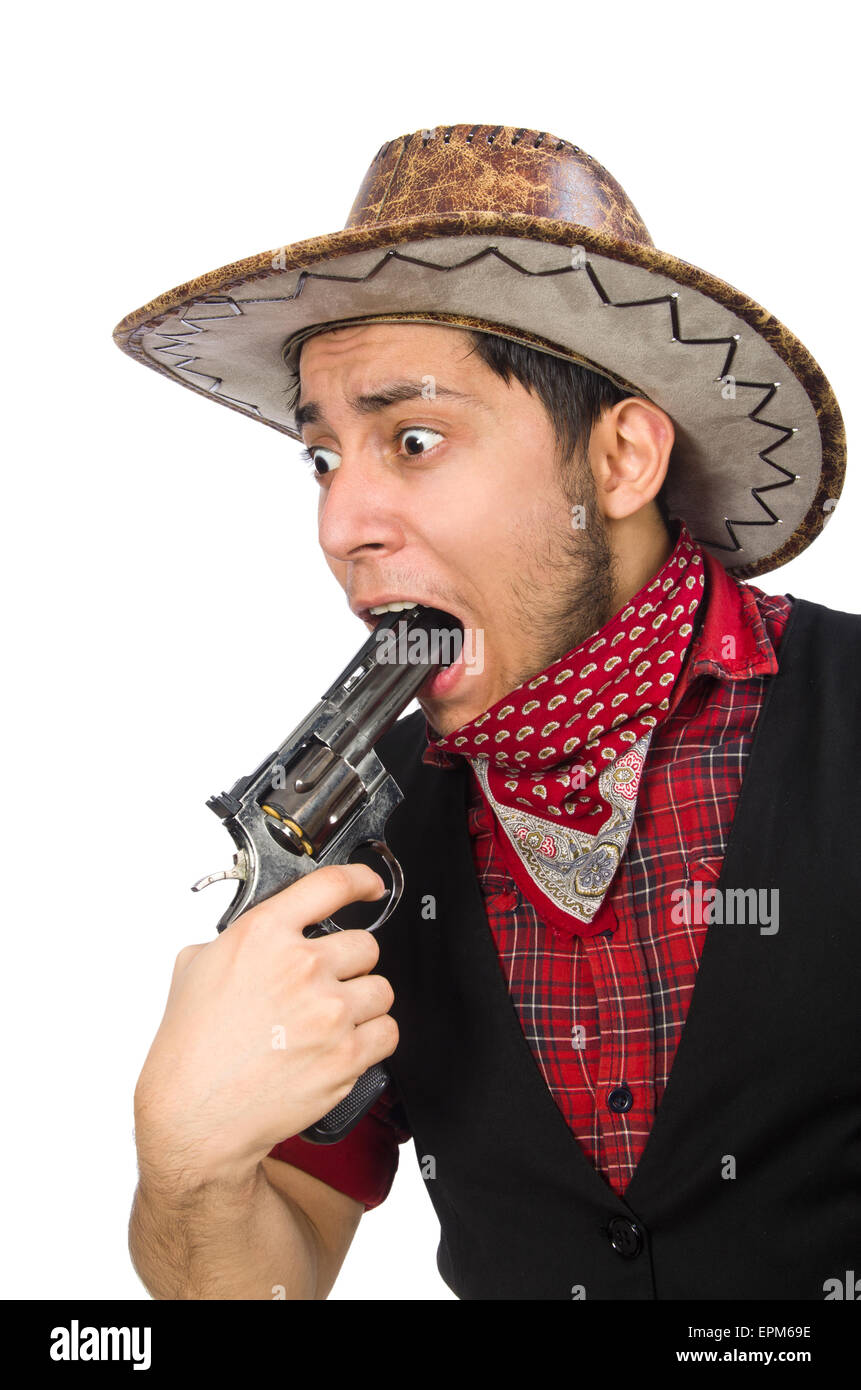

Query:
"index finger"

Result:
[[235, 861, 387, 933]]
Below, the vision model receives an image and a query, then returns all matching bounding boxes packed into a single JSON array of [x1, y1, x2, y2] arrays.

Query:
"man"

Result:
[[115, 124, 860, 1300]]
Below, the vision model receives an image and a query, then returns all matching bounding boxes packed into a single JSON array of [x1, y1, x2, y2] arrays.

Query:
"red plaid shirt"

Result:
[[268, 549, 792, 1208]]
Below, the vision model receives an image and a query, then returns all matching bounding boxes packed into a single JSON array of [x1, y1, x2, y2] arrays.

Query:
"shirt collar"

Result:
[[686, 543, 779, 681], [422, 536, 780, 769]]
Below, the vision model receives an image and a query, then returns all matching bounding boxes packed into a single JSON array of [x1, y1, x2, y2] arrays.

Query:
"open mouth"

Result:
[[356, 600, 472, 698]]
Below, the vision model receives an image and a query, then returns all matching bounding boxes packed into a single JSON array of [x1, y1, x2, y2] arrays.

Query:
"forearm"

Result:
[[129, 1161, 320, 1300]]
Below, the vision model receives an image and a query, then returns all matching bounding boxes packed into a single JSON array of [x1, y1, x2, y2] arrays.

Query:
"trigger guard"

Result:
[[363, 838, 404, 931], [317, 839, 404, 935]]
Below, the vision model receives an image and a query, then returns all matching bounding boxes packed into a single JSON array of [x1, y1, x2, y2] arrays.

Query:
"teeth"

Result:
[[369, 600, 421, 614]]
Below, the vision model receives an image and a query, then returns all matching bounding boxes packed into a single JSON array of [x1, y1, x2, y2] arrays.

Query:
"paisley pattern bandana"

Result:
[[430, 521, 706, 936]]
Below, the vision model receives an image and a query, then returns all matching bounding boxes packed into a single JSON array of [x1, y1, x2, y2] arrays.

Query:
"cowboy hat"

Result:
[[112, 123, 845, 580]]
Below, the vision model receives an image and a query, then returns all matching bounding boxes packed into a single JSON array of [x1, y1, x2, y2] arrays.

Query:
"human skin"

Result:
[[296, 322, 676, 737]]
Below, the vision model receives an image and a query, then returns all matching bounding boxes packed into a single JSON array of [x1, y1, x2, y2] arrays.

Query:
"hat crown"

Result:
[[345, 124, 654, 246]]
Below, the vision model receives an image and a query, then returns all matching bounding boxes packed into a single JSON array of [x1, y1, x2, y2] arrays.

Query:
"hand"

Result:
[[133, 863, 397, 1193]]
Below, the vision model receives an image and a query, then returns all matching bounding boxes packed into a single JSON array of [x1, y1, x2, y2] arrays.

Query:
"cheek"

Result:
[[464, 457, 560, 545]]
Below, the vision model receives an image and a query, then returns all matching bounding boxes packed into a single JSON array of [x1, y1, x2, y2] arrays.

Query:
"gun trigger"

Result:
[[191, 850, 248, 893]]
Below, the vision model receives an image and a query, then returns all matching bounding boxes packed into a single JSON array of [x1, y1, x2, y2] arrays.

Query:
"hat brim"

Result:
[[113, 211, 845, 580]]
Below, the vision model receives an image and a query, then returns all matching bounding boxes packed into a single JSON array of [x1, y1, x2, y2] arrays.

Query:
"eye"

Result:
[[299, 444, 341, 477], [299, 426, 445, 483], [397, 426, 444, 458]]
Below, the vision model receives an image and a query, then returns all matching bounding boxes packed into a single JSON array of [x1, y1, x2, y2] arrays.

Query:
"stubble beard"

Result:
[[502, 459, 619, 692]]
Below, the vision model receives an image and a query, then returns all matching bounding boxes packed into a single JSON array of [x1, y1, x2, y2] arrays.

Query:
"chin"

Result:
[[417, 690, 479, 738]]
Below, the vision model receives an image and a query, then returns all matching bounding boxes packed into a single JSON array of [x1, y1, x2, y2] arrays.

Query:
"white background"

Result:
[[2, 0, 857, 1301]]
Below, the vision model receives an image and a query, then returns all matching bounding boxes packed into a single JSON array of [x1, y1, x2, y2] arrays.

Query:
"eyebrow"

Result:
[[294, 379, 490, 431]]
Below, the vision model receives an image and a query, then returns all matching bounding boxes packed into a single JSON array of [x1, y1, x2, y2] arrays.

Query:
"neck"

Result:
[[606, 508, 676, 618]]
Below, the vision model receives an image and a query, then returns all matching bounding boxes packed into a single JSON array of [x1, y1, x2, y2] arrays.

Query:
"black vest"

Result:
[[372, 596, 861, 1300]]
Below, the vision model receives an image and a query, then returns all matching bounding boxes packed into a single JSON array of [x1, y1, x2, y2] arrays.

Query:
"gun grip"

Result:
[[296, 841, 402, 1142], [299, 1063, 391, 1144]]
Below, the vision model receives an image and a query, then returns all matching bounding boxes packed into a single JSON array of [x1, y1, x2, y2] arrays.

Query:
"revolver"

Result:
[[192, 603, 462, 1144]]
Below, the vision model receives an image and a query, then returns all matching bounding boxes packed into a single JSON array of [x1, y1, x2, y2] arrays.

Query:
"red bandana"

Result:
[[430, 521, 706, 936]]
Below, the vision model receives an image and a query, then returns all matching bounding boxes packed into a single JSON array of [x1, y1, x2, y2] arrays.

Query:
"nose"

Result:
[[317, 450, 406, 564]]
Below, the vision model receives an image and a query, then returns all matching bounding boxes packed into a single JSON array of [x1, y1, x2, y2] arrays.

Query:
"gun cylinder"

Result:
[[261, 740, 366, 855]]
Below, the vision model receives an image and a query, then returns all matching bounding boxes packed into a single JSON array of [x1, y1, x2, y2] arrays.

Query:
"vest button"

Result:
[[607, 1085, 634, 1113], [607, 1216, 643, 1259]]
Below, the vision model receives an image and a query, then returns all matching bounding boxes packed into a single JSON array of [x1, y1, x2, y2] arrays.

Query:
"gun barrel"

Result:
[[322, 604, 463, 761]]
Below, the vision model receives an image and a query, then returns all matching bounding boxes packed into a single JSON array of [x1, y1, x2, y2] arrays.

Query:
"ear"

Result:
[[590, 398, 674, 521]]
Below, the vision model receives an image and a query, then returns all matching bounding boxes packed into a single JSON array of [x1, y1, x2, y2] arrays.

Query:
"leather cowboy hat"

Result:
[[112, 122, 845, 580]]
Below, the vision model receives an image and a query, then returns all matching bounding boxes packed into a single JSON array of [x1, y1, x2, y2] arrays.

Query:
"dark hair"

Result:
[[462, 330, 673, 529]]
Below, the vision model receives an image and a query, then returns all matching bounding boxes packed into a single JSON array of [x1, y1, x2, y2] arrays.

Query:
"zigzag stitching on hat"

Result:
[[149, 309, 264, 416], [582, 264, 798, 556], [143, 246, 801, 557]]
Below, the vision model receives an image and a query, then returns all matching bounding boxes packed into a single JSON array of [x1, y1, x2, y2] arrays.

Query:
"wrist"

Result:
[[133, 1090, 263, 1201], [136, 1154, 265, 1209]]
